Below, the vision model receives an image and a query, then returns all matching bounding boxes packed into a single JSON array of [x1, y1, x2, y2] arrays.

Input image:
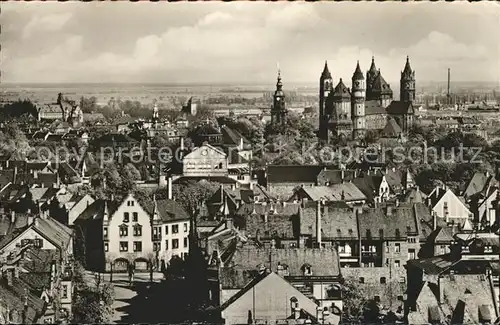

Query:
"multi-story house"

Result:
[[289, 182, 366, 205], [150, 198, 191, 267], [352, 170, 392, 204], [182, 144, 228, 177], [103, 193, 153, 271], [427, 184, 472, 225]]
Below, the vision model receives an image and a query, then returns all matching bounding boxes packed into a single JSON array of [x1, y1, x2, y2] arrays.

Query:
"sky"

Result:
[[1, 2, 499, 85]]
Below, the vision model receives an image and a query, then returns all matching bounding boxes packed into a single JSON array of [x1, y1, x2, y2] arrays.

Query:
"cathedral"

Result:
[[319, 57, 415, 142]]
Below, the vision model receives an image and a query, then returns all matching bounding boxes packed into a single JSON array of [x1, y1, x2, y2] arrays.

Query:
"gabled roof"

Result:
[[316, 169, 356, 185], [403, 186, 428, 204], [294, 183, 366, 202], [331, 79, 350, 100], [300, 202, 358, 240], [381, 117, 402, 137], [358, 205, 419, 239], [463, 172, 496, 198], [407, 254, 461, 275], [226, 247, 341, 277], [352, 174, 383, 201], [266, 165, 326, 183], [371, 72, 393, 95], [0, 276, 47, 323], [148, 199, 190, 222], [221, 126, 250, 149]]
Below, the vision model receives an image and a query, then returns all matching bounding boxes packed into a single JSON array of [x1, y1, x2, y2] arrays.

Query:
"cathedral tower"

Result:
[[271, 69, 287, 126], [400, 56, 415, 103], [319, 61, 333, 141], [351, 61, 366, 140], [331, 78, 352, 138], [366, 57, 379, 100]]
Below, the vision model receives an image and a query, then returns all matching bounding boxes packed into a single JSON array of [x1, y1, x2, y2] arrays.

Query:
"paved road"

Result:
[[84, 271, 164, 323]]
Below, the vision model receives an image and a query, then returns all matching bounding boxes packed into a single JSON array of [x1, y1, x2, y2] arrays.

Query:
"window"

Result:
[[165, 240, 169, 250], [153, 242, 161, 252], [394, 260, 400, 268], [104, 243, 109, 252], [380, 277, 387, 284], [133, 241, 142, 252], [120, 242, 128, 252], [408, 248, 416, 260], [399, 276, 406, 284], [172, 239, 179, 249], [184, 237, 188, 248], [359, 277, 365, 284], [173, 225, 179, 234], [34, 239, 43, 248], [133, 225, 142, 236], [385, 245, 389, 253], [127, 200, 135, 207], [183, 223, 188, 232], [123, 212, 129, 223], [165, 225, 169, 235], [61, 285, 68, 299], [103, 227, 108, 238], [394, 243, 401, 253], [133, 212, 138, 222], [119, 225, 128, 237]]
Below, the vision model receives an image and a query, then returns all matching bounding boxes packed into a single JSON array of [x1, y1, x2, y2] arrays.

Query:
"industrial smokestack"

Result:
[[447, 68, 451, 105]]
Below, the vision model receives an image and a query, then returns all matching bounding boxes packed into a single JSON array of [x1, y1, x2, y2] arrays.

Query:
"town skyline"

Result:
[[2, 2, 499, 84]]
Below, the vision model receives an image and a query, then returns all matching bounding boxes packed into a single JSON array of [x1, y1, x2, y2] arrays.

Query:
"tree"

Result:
[[170, 180, 218, 220], [71, 262, 115, 324], [121, 163, 142, 181], [341, 277, 367, 324]]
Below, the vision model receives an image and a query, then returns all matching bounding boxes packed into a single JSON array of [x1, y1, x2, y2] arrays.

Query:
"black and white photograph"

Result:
[[0, 1, 499, 324]]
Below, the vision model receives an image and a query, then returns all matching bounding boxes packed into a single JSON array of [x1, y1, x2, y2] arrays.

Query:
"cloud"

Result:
[[22, 12, 73, 39], [2, 2, 499, 84]]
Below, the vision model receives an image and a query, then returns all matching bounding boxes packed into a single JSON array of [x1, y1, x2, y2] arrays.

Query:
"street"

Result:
[[84, 271, 164, 324]]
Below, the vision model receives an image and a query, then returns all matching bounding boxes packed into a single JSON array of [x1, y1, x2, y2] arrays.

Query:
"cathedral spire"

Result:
[[403, 56, 412, 75], [353, 61, 364, 80], [322, 61, 332, 79], [369, 56, 377, 73]]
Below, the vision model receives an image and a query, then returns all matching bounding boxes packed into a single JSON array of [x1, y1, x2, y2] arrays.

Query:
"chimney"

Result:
[[249, 181, 253, 190], [33, 170, 38, 179], [180, 137, 185, 151], [354, 170, 358, 178], [396, 199, 400, 207], [263, 213, 268, 223], [341, 169, 345, 181], [432, 211, 437, 231], [167, 177, 173, 200], [239, 137, 244, 150], [10, 210, 15, 224], [317, 201, 322, 246]]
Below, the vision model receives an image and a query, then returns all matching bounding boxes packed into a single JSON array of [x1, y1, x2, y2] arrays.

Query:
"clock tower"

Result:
[[271, 69, 287, 126], [400, 56, 415, 103], [351, 61, 366, 140]]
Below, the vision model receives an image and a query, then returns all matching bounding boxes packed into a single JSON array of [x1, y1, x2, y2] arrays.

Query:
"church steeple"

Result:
[[353, 61, 364, 80], [400, 56, 415, 103], [272, 67, 287, 127], [369, 56, 377, 73], [321, 61, 332, 79], [319, 60, 334, 142]]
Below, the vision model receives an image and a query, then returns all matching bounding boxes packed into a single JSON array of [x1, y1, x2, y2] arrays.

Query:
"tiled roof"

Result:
[[296, 183, 366, 202], [386, 101, 412, 115], [244, 212, 298, 240], [0, 277, 46, 323], [403, 187, 428, 204], [226, 247, 341, 277], [358, 205, 419, 239], [113, 115, 136, 125], [221, 126, 250, 148], [371, 73, 393, 95], [152, 199, 190, 222], [352, 174, 383, 201], [407, 255, 461, 275], [463, 172, 496, 198], [300, 202, 358, 240], [332, 79, 350, 100], [381, 117, 402, 137], [32, 217, 72, 251], [266, 165, 326, 183], [172, 176, 237, 184], [236, 202, 301, 217], [365, 100, 387, 115], [316, 169, 356, 185]]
